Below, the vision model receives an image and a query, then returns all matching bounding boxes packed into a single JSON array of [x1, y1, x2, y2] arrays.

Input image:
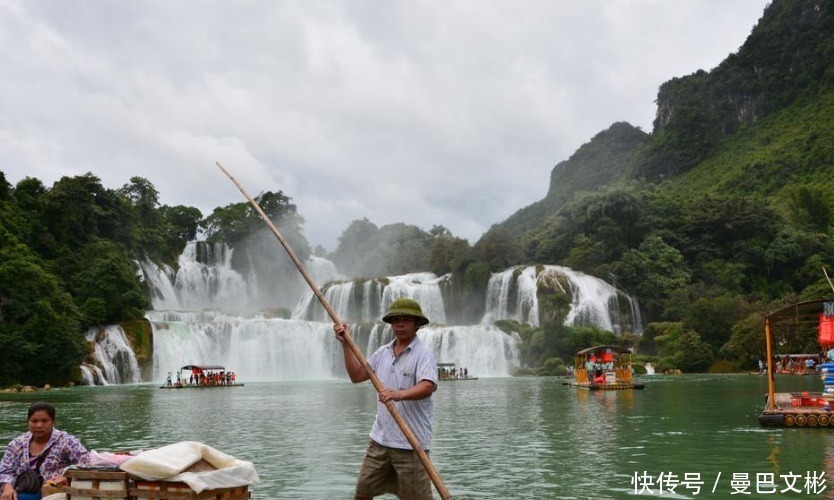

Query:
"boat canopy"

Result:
[[181, 364, 226, 371], [767, 299, 832, 321], [766, 298, 834, 347], [575, 345, 632, 356], [437, 362, 457, 367]]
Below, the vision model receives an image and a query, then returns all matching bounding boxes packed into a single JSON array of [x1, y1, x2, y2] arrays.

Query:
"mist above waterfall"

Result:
[[139, 239, 342, 315]]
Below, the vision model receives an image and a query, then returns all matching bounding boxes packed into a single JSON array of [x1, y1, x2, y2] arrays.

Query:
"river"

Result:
[[1, 374, 832, 499]]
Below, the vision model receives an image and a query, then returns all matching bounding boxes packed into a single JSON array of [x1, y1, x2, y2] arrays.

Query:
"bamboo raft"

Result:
[[568, 345, 644, 391], [759, 392, 834, 427], [758, 298, 834, 427], [160, 364, 242, 390], [569, 380, 645, 391]]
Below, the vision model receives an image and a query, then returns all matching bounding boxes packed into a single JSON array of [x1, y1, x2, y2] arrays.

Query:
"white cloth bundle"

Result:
[[119, 441, 259, 493]]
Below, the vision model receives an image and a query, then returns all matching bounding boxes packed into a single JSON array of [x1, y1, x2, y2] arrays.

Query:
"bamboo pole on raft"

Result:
[[824, 266, 834, 295], [216, 162, 452, 500], [765, 316, 775, 410]]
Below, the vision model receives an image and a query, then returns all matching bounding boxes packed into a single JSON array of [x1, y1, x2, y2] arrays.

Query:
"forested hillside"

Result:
[[0, 173, 307, 386], [2, 0, 833, 386], [487, 0, 834, 372]]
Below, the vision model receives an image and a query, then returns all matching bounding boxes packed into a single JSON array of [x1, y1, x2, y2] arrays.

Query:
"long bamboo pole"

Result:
[[765, 316, 775, 410], [216, 162, 452, 500], [824, 266, 834, 295]]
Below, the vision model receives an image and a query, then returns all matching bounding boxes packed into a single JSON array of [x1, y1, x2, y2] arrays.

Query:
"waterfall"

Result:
[[421, 326, 521, 378], [79, 364, 104, 385], [295, 273, 448, 324], [93, 246, 644, 384], [363, 324, 520, 378], [481, 265, 642, 334], [556, 266, 642, 334], [137, 250, 517, 382], [482, 266, 538, 326], [138, 242, 250, 313], [84, 326, 141, 385], [148, 310, 520, 382], [148, 311, 338, 381]]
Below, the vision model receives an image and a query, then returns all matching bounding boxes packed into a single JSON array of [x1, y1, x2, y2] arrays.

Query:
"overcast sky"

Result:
[[0, 0, 769, 251]]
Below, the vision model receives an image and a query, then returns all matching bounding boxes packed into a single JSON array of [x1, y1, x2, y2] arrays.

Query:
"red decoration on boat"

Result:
[[818, 313, 834, 345]]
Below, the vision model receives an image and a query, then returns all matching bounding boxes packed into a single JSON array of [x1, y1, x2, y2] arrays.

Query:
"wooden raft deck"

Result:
[[759, 392, 834, 427], [568, 381, 645, 391]]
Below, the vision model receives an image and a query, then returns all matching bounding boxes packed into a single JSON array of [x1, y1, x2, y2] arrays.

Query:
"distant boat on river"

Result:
[[160, 364, 244, 389], [437, 362, 478, 381], [568, 345, 644, 390]]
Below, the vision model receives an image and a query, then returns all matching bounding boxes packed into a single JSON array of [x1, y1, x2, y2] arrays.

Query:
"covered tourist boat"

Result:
[[568, 345, 644, 390], [759, 299, 834, 427], [160, 364, 243, 389], [437, 362, 478, 381]]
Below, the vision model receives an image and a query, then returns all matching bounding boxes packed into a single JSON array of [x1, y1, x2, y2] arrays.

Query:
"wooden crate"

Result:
[[130, 481, 250, 500], [64, 469, 131, 499]]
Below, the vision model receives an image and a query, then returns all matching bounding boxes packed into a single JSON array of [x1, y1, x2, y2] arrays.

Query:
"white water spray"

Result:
[[89, 248, 643, 384], [84, 326, 141, 384], [481, 265, 642, 333]]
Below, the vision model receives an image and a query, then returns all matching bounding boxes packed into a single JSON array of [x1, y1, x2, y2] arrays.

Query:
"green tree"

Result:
[[160, 204, 204, 258], [720, 312, 767, 370], [204, 190, 300, 245], [41, 173, 114, 250], [429, 232, 471, 275], [332, 218, 381, 277], [653, 322, 714, 372], [203, 202, 252, 243], [72, 241, 150, 324], [332, 219, 436, 277], [473, 225, 523, 271], [0, 230, 84, 386], [118, 176, 160, 227], [616, 235, 691, 319], [683, 295, 752, 353], [781, 184, 833, 232]]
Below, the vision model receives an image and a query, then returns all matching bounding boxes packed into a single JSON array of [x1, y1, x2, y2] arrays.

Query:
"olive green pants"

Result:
[[355, 440, 433, 499]]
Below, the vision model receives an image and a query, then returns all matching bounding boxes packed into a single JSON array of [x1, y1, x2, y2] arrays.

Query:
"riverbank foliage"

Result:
[[0, 174, 197, 386]]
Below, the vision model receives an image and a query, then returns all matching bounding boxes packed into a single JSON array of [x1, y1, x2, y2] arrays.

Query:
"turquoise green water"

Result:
[[1, 374, 833, 499]]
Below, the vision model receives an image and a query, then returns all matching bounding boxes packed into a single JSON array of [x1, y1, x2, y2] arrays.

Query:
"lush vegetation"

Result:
[[0, 171, 302, 386], [0, 173, 196, 386], [487, 0, 834, 373], [3, 0, 834, 384]]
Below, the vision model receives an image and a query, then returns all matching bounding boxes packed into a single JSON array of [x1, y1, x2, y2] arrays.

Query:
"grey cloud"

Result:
[[1, 0, 769, 249]]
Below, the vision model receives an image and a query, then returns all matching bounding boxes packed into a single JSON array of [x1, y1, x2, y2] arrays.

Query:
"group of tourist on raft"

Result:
[[165, 370, 237, 386], [438, 366, 470, 380]]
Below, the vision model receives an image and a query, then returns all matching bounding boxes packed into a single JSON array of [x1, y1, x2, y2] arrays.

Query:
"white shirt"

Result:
[[367, 335, 438, 450]]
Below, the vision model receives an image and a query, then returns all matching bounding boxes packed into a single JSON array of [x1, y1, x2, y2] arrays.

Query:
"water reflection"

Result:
[[1, 375, 833, 498]]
